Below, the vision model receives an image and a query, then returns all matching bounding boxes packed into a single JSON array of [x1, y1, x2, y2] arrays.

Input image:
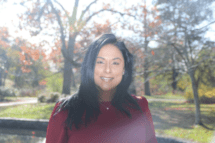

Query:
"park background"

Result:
[[0, 0, 214, 142]]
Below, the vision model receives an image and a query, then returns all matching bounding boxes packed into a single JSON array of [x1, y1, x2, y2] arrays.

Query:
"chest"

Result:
[[67, 111, 147, 143]]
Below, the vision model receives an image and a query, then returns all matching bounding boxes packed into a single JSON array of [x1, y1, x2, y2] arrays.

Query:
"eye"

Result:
[[97, 61, 103, 64], [113, 62, 119, 65]]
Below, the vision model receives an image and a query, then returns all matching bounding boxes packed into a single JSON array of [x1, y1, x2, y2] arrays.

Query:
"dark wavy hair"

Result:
[[54, 34, 143, 131]]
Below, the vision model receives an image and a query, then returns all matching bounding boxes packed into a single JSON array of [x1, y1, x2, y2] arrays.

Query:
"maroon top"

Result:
[[46, 95, 157, 143]]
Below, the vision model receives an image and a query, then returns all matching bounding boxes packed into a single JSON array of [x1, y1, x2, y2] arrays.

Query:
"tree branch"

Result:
[[53, 0, 67, 13], [78, 0, 97, 23], [187, 39, 194, 63], [85, 9, 136, 23], [37, 2, 48, 22], [70, 0, 79, 26], [194, 20, 215, 31], [171, 43, 188, 67]]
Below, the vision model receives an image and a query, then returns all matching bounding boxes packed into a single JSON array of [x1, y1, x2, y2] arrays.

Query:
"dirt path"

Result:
[[0, 98, 37, 107]]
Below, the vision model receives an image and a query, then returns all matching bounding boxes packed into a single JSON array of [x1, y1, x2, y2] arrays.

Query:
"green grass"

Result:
[[156, 126, 214, 143], [0, 103, 55, 119], [143, 93, 185, 100], [0, 95, 214, 143], [148, 100, 215, 143]]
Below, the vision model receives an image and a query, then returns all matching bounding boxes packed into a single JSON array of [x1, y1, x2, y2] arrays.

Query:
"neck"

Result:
[[98, 88, 116, 102]]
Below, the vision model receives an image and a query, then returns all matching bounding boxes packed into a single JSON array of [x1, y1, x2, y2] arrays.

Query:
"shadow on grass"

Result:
[[149, 101, 215, 131]]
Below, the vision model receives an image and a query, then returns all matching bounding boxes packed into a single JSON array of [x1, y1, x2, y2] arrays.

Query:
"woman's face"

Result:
[[94, 44, 125, 92]]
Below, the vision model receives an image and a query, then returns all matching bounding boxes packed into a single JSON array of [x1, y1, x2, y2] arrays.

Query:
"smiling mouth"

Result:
[[100, 77, 113, 82]]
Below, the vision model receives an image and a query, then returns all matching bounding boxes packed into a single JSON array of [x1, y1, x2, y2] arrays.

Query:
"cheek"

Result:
[[94, 69, 101, 83], [114, 74, 123, 83]]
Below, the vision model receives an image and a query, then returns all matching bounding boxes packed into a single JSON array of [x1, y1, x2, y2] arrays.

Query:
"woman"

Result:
[[46, 34, 157, 143]]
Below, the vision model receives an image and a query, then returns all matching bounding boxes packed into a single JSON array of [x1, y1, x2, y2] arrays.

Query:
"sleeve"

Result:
[[141, 97, 158, 143], [46, 102, 68, 143]]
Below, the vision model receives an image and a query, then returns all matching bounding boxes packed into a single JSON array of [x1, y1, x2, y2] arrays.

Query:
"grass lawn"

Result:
[[0, 95, 214, 143], [0, 103, 55, 119], [143, 93, 185, 100], [148, 100, 215, 143]]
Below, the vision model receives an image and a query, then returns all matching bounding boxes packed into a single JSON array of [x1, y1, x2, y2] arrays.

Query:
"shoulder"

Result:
[[54, 93, 78, 114], [131, 94, 149, 110], [46, 99, 69, 143], [51, 101, 68, 120], [131, 94, 148, 103]]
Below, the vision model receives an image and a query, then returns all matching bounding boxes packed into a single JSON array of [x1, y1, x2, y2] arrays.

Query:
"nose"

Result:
[[104, 62, 111, 73]]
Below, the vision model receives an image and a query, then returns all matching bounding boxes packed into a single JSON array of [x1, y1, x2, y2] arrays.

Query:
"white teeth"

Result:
[[101, 77, 113, 82]]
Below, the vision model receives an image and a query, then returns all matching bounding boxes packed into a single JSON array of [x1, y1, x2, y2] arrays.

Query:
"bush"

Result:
[[184, 84, 215, 104], [38, 94, 47, 103], [0, 87, 19, 100], [19, 88, 40, 97], [47, 92, 60, 103], [46, 73, 63, 93], [177, 75, 191, 92], [37, 92, 61, 103], [200, 95, 215, 104]]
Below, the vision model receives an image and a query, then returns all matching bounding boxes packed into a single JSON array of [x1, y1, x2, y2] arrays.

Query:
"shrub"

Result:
[[46, 73, 63, 93], [0, 87, 19, 100], [47, 92, 60, 103], [38, 94, 47, 103], [177, 75, 191, 92], [200, 95, 215, 104], [19, 88, 40, 97], [184, 84, 215, 104], [184, 86, 193, 100]]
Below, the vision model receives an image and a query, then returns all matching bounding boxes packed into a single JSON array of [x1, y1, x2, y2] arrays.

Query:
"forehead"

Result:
[[98, 44, 123, 57]]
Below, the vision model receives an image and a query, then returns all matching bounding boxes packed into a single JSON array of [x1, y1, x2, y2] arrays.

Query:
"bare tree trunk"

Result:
[[62, 59, 72, 94], [2, 73, 7, 86], [172, 67, 178, 94], [183, 30, 202, 125], [32, 66, 39, 87], [144, 57, 151, 96], [171, 51, 178, 94], [0, 72, 2, 86], [62, 34, 77, 95], [143, 0, 151, 96], [71, 65, 76, 88], [143, 38, 151, 96], [128, 79, 136, 95], [189, 69, 202, 125]]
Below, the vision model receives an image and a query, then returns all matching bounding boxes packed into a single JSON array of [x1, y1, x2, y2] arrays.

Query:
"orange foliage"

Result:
[[128, 4, 161, 38], [39, 80, 47, 85], [19, 52, 26, 61], [31, 49, 40, 61], [151, 50, 155, 56], [18, 41, 48, 73], [90, 20, 112, 37], [0, 27, 9, 48], [48, 42, 62, 64], [21, 67, 31, 73]]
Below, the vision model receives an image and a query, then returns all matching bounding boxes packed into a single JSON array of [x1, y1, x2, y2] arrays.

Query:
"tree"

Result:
[[122, 0, 162, 96], [16, 0, 134, 95], [147, 45, 184, 94], [155, 0, 215, 125], [7, 37, 48, 88], [0, 27, 10, 86]]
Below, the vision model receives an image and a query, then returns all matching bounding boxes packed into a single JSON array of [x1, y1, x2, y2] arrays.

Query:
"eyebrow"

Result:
[[97, 57, 121, 60]]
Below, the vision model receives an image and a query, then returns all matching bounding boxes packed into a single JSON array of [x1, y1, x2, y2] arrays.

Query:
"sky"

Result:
[[0, 0, 214, 50]]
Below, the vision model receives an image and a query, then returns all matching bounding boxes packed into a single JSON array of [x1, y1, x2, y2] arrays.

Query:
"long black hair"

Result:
[[54, 34, 143, 130]]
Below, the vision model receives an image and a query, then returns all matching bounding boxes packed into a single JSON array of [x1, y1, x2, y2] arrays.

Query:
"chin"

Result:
[[101, 86, 117, 91]]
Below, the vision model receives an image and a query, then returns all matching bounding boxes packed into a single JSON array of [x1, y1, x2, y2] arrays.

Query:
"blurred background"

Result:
[[0, 0, 214, 142]]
